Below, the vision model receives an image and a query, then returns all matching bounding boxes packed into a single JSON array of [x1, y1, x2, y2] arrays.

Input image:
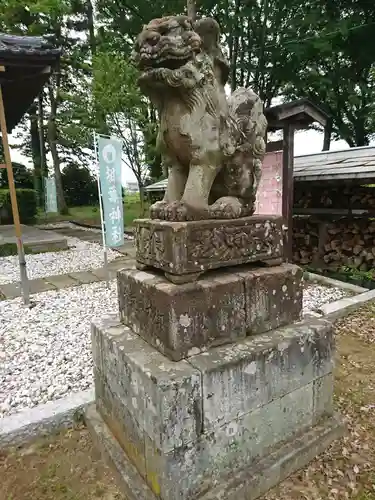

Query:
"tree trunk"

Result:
[[254, 0, 270, 97], [86, 0, 96, 55], [322, 119, 332, 151], [29, 103, 43, 207], [187, 0, 196, 21], [38, 92, 48, 178], [47, 78, 67, 214], [230, 0, 241, 91]]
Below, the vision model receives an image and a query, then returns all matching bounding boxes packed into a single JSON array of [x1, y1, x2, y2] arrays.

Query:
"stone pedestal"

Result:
[[135, 216, 283, 282], [118, 263, 303, 361], [86, 215, 342, 500], [87, 315, 341, 500]]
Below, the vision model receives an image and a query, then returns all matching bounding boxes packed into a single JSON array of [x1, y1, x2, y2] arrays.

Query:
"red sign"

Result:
[[254, 151, 283, 216]]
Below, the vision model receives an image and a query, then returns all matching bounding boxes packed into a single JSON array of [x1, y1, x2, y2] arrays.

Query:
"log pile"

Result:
[[294, 184, 375, 210], [293, 217, 375, 270]]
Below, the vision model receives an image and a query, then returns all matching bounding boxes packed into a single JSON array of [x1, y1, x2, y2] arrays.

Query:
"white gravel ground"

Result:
[[0, 281, 117, 418], [303, 283, 351, 311], [0, 237, 119, 285], [0, 280, 354, 418]]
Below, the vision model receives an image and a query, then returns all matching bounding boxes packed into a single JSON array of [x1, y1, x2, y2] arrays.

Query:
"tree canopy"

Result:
[[1, 0, 375, 212]]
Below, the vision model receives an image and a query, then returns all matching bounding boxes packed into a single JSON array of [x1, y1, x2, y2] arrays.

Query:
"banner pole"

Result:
[[94, 131, 109, 288], [0, 82, 30, 306]]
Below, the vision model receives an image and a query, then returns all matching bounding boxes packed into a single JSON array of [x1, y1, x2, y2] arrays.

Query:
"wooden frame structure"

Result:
[[0, 33, 60, 304], [264, 99, 329, 261]]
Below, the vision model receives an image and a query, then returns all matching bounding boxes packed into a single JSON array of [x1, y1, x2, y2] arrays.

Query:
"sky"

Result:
[[9, 127, 354, 186]]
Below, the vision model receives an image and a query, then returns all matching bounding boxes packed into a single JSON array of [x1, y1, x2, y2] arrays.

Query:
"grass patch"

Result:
[[0, 243, 35, 257], [36, 194, 150, 229], [0, 426, 123, 500]]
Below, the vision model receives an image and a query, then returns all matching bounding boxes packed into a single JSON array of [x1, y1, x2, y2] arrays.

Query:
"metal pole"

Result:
[[0, 82, 30, 305], [94, 131, 109, 288]]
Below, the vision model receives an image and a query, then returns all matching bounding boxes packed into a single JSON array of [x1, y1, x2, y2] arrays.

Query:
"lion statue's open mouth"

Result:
[[132, 16, 202, 84]]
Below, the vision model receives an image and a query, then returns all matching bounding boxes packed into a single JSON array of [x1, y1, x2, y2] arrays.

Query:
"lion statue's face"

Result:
[[132, 16, 202, 88]]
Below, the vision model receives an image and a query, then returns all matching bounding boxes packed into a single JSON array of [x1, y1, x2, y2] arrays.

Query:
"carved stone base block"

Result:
[[87, 315, 342, 500], [134, 215, 283, 281], [118, 263, 302, 361]]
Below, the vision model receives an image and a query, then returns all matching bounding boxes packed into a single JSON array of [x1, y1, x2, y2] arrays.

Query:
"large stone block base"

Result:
[[88, 315, 343, 500], [86, 404, 342, 500]]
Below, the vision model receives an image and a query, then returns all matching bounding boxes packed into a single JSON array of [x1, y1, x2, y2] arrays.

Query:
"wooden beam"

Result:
[[282, 124, 295, 262], [266, 140, 283, 153]]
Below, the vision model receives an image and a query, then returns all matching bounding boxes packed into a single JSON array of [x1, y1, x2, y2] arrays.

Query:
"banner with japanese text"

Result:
[[45, 177, 58, 213], [98, 136, 124, 247]]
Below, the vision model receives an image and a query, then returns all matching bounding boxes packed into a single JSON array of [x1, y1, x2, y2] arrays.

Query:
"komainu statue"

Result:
[[132, 15, 267, 221]]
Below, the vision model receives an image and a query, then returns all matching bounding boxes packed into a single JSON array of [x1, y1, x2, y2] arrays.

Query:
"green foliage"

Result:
[[340, 265, 375, 283], [92, 52, 150, 188], [0, 243, 35, 257], [0, 163, 34, 190], [0, 188, 38, 224], [2, 0, 375, 188], [62, 163, 98, 207]]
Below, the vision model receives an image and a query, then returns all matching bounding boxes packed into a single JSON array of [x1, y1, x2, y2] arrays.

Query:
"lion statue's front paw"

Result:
[[208, 197, 244, 219], [150, 200, 170, 219]]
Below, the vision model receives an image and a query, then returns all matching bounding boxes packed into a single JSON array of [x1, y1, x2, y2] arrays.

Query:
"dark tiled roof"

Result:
[[0, 33, 61, 131], [0, 33, 60, 58]]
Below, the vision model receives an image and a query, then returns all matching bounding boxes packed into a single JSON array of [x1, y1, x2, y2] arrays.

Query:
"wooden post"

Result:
[[282, 124, 295, 262], [0, 73, 30, 305]]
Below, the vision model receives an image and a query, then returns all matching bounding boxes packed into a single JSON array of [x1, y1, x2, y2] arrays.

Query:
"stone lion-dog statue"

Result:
[[132, 15, 267, 221]]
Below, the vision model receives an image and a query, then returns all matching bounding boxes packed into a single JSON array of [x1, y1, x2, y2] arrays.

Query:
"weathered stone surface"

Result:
[[1, 389, 94, 449], [133, 16, 267, 221], [240, 263, 303, 334], [85, 404, 157, 500], [313, 373, 334, 424], [118, 263, 302, 361], [200, 414, 343, 500], [118, 269, 246, 361], [91, 315, 202, 453], [188, 318, 334, 431], [95, 371, 147, 478], [88, 311, 339, 500], [135, 216, 283, 280], [143, 382, 318, 499], [86, 401, 342, 500]]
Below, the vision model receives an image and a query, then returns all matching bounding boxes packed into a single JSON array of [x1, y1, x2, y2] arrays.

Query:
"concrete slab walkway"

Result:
[[40, 225, 135, 257], [0, 257, 136, 300], [0, 225, 68, 252]]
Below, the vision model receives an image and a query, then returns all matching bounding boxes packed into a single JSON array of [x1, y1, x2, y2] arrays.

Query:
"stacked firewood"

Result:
[[293, 217, 375, 270], [294, 185, 375, 210]]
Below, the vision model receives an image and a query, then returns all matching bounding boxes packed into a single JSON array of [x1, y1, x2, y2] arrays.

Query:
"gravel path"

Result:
[[0, 281, 355, 418], [0, 281, 118, 418], [303, 282, 352, 312], [0, 238, 118, 285]]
